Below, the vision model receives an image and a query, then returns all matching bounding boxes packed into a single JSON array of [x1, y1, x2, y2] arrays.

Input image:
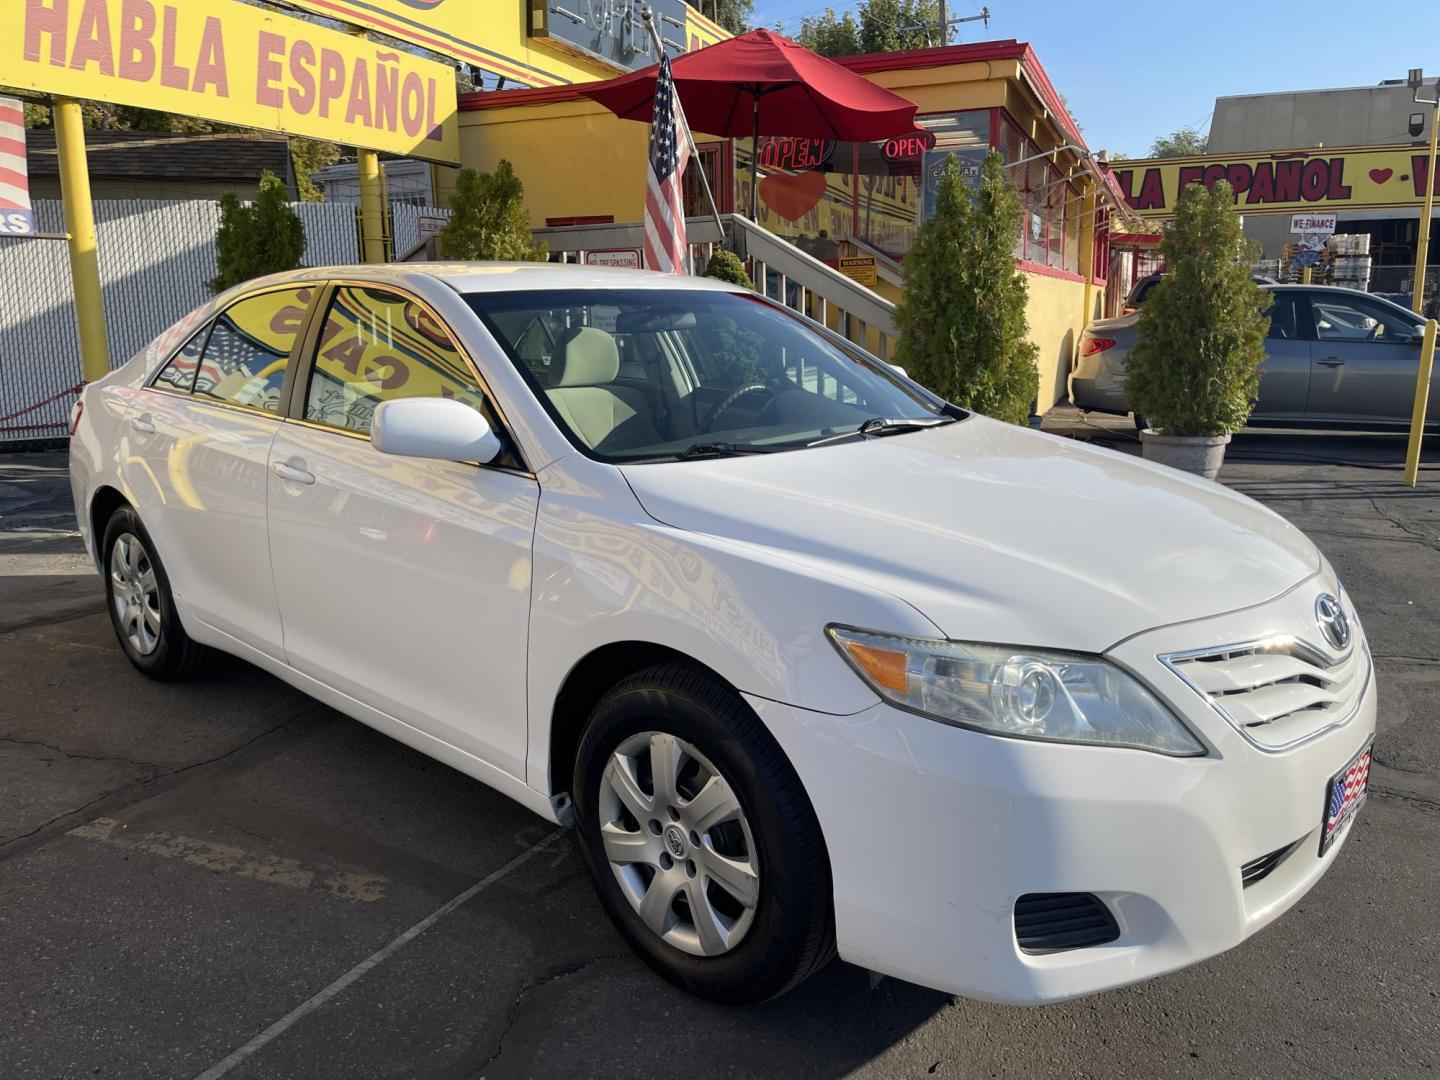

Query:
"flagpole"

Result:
[[641, 6, 728, 257]]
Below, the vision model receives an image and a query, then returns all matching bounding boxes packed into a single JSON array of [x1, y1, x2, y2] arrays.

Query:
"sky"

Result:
[[752, 0, 1440, 158]]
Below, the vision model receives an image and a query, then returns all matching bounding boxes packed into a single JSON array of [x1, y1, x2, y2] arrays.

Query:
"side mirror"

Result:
[[371, 397, 502, 464]]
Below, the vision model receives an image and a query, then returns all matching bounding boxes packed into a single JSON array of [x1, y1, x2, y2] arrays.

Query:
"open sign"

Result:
[[883, 130, 937, 161], [757, 137, 835, 171]]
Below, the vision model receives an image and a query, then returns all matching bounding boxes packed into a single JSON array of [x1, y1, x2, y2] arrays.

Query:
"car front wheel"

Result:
[[573, 662, 834, 1003]]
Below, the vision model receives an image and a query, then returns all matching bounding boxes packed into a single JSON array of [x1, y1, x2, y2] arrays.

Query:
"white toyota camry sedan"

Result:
[[69, 263, 1375, 1005]]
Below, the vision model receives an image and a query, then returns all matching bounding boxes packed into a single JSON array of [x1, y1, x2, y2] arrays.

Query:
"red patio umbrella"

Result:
[[583, 28, 918, 220]]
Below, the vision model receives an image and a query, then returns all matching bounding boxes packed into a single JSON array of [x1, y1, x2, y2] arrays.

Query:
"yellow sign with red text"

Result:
[[2, 0, 459, 163], [1114, 145, 1440, 218]]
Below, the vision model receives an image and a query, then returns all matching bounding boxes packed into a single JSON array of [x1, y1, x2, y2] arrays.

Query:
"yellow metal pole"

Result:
[[350, 26, 387, 264], [53, 97, 109, 383], [1412, 100, 1440, 313], [356, 149, 386, 263], [1402, 317, 1437, 486], [1301, 266, 1313, 285]]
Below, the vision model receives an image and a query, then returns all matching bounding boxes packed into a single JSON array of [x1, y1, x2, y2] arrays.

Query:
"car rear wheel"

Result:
[[573, 662, 834, 1003], [102, 507, 213, 680]]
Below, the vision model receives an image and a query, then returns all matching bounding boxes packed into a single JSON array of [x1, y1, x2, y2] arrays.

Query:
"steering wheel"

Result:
[[698, 384, 775, 433]]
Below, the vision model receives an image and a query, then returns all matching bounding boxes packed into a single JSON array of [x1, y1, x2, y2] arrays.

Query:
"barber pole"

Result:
[[0, 97, 36, 236]]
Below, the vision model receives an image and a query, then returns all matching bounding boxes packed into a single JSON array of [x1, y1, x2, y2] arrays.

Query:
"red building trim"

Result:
[[1016, 259, 1087, 284]]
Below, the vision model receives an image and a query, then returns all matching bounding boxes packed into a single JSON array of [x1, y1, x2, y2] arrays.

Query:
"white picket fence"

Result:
[[0, 197, 448, 442]]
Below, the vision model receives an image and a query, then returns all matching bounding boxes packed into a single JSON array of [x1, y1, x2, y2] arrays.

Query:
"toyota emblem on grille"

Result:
[[1315, 594, 1351, 650]]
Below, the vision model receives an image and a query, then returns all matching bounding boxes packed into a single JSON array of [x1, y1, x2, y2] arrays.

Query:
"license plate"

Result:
[[1319, 740, 1371, 856]]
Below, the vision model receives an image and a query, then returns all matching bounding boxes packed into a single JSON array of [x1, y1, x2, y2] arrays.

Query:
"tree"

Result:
[[702, 249, 755, 289], [892, 152, 1039, 425], [209, 171, 307, 293], [1147, 126, 1208, 158], [290, 139, 342, 201], [859, 0, 940, 54], [795, 8, 861, 57], [1125, 181, 1269, 436], [711, 0, 754, 34], [438, 161, 546, 261]]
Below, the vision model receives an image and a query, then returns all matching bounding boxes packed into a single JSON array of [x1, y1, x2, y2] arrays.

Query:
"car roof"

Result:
[[232, 262, 749, 297]]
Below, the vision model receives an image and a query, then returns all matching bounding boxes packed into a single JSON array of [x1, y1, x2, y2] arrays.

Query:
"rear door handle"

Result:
[[128, 415, 156, 434], [271, 461, 315, 485], [1316, 356, 1345, 366]]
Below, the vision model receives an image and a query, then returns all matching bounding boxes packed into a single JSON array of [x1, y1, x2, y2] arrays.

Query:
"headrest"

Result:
[[555, 327, 620, 387]]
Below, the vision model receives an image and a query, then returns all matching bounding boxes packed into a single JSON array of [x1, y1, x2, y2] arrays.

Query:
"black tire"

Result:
[[101, 506, 214, 681], [572, 662, 834, 1004]]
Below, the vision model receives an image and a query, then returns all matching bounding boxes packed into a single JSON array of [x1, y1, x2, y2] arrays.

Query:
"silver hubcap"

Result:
[[598, 731, 760, 957], [110, 533, 161, 656]]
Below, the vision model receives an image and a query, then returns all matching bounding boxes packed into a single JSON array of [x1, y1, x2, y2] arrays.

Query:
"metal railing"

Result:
[[532, 214, 899, 358]]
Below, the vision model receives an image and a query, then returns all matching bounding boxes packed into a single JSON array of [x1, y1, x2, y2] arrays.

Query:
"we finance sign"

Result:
[[4, 0, 459, 163], [1115, 145, 1440, 218]]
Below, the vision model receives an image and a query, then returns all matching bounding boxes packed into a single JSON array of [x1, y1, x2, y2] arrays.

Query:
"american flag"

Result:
[[1323, 745, 1370, 852], [643, 54, 692, 274], [0, 96, 35, 234]]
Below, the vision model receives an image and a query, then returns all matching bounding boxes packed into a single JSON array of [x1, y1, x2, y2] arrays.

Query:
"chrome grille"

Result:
[[1162, 634, 1370, 751]]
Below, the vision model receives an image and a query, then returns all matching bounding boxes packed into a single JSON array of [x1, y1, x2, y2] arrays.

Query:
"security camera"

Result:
[[1411, 112, 1426, 138]]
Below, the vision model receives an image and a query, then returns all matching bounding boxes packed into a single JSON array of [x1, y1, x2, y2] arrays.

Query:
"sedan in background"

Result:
[[1071, 284, 1435, 428], [72, 264, 1374, 1006]]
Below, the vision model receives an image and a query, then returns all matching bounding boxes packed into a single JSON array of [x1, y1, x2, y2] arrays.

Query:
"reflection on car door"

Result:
[[1252, 291, 1310, 421], [1303, 292, 1424, 422], [265, 283, 540, 779], [125, 285, 316, 657]]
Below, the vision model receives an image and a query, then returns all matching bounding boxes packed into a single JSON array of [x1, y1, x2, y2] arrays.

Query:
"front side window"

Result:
[[152, 327, 209, 393], [303, 285, 494, 436], [194, 287, 314, 412], [1311, 294, 1419, 343], [468, 288, 952, 462]]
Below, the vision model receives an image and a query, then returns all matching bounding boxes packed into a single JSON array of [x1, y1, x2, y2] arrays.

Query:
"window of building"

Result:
[[304, 285, 495, 436], [193, 288, 312, 413]]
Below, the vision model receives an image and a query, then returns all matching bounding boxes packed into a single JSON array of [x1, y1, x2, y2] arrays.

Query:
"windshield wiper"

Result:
[[806, 415, 955, 448], [673, 442, 778, 460]]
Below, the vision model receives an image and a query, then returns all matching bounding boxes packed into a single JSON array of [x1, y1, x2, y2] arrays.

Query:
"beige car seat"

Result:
[[546, 327, 664, 453]]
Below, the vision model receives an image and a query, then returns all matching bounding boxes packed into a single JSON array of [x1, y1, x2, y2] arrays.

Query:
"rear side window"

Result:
[[193, 287, 314, 413], [152, 328, 208, 393], [303, 285, 491, 434]]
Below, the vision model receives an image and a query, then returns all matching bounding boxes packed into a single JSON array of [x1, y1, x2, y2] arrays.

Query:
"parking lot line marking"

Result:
[[70, 817, 389, 902], [190, 828, 566, 1080]]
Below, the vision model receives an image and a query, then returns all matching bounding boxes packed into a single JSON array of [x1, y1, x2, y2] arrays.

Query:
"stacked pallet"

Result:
[[1324, 233, 1371, 291]]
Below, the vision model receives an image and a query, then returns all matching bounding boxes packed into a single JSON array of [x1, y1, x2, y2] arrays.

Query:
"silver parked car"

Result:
[[1070, 285, 1437, 429]]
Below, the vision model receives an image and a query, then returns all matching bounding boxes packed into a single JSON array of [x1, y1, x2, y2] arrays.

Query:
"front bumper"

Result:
[[748, 582, 1376, 1004]]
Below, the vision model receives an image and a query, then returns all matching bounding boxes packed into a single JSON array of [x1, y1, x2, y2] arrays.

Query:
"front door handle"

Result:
[[271, 460, 316, 485], [128, 415, 156, 434], [1316, 356, 1345, 366]]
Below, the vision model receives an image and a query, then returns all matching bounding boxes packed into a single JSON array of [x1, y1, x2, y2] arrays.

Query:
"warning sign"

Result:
[[838, 256, 877, 287]]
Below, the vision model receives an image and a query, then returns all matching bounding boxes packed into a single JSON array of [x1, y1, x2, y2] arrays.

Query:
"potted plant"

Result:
[[1126, 180, 1270, 479]]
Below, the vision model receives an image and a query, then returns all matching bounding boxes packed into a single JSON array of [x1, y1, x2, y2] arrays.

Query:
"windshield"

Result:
[[466, 288, 953, 462]]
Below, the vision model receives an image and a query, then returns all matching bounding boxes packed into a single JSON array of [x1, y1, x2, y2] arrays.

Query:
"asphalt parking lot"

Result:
[[2, 425, 1438, 1080]]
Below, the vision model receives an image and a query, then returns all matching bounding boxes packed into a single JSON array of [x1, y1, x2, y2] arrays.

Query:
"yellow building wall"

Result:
[[1025, 271, 1086, 409], [449, 100, 722, 226]]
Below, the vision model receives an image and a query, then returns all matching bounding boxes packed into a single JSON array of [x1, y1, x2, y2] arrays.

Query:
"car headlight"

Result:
[[828, 626, 1205, 756]]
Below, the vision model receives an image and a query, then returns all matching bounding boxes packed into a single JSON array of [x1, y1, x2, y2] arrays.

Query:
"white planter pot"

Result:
[[1139, 430, 1231, 480]]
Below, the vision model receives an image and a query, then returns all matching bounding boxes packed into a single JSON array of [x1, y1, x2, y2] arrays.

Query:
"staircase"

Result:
[[531, 215, 900, 359]]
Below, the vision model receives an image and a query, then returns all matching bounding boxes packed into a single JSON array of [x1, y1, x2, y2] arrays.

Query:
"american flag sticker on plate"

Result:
[[1320, 741, 1371, 856]]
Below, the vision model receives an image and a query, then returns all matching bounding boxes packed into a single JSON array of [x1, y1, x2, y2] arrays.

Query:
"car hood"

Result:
[[619, 417, 1320, 653]]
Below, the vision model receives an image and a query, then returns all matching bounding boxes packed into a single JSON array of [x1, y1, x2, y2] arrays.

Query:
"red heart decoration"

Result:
[[1369, 168, 1393, 184], [759, 171, 829, 222]]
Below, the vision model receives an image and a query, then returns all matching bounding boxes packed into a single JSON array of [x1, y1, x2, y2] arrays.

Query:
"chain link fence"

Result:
[[1367, 264, 1440, 319]]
